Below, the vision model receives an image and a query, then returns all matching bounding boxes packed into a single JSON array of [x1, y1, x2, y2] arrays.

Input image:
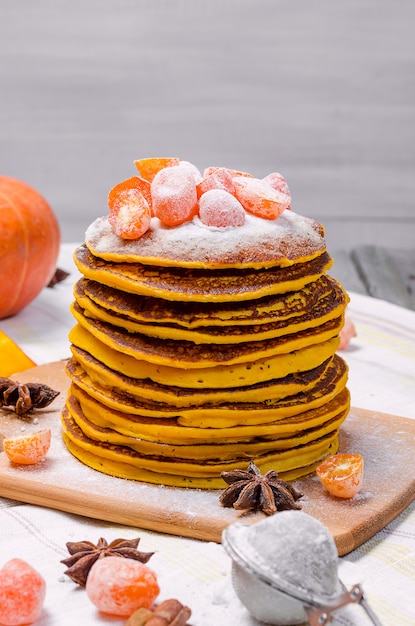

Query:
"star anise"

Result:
[[47, 267, 70, 288], [61, 537, 155, 586], [0, 378, 60, 416], [219, 461, 303, 516]]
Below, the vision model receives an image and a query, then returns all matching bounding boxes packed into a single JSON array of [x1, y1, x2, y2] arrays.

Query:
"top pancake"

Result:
[[85, 210, 327, 269]]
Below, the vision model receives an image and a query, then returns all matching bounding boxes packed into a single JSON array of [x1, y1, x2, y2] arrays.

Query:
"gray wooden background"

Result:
[[1, 0, 414, 252]]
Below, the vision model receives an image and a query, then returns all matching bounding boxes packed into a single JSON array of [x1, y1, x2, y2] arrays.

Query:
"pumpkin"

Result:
[[0, 176, 61, 319]]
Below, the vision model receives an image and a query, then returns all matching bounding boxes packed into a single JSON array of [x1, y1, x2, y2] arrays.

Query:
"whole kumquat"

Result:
[[199, 189, 245, 228], [85, 556, 160, 617], [316, 453, 364, 498], [3, 429, 51, 465], [0, 558, 46, 626], [151, 165, 198, 227], [262, 171, 291, 208], [196, 167, 235, 198]]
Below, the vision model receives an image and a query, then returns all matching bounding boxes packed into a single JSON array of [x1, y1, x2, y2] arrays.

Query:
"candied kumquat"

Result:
[[3, 429, 51, 465], [196, 168, 235, 199], [108, 176, 152, 211], [108, 176, 152, 239], [134, 157, 180, 183], [199, 189, 245, 228], [338, 316, 357, 351], [151, 165, 198, 227], [316, 453, 364, 498], [86, 556, 160, 617], [204, 166, 253, 179], [108, 195, 151, 240], [0, 558, 46, 626], [178, 160, 202, 183], [233, 176, 290, 220], [262, 172, 291, 207]]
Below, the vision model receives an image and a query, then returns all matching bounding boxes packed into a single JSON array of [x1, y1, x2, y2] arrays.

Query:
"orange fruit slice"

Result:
[[108, 176, 152, 211], [0, 329, 36, 376], [133, 157, 180, 183], [3, 429, 51, 465], [107, 176, 152, 239], [316, 453, 364, 498], [233, 176, 290, 220]]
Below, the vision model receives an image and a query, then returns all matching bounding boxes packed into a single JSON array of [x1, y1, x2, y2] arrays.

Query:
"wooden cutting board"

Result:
[[0, 361, 414, 556]]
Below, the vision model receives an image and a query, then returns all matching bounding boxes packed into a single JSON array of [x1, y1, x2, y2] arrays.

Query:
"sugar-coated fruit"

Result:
[[151, 165, 198, 227], [196, 168, 235, 198], [108, 195, 151, 240], [134, 157, 180, 182], [199, 189, 245, 228], [108, 176, 152, 239], [203, 166, 253, 179], [262, 172, 291, 202], [233, 176, 290, 220], [108, 176, 152, 212], [178, 160, 203, 183], [85, 555, 160, 617], [0, 558, 46, 626], [338, 316, 357, 350], [3, 429, 51, 465]]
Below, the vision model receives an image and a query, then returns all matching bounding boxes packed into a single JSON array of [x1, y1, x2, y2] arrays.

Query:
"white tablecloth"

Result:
[[1, 244, 414, 625]]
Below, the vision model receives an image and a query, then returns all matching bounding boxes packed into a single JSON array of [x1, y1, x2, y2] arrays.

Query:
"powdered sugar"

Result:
[[85, 210, 325, 268]]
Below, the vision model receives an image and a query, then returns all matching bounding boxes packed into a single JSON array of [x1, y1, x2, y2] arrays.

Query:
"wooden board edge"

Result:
[[334, 482, 415, 555], [0, 475, 228, 543]]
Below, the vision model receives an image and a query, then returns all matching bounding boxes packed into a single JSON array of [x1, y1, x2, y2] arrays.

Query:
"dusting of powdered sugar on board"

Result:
[[0, 362, 414, 553]]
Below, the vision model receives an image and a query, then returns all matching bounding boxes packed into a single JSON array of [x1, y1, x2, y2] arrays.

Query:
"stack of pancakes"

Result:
[[62, 209, 350, 488]]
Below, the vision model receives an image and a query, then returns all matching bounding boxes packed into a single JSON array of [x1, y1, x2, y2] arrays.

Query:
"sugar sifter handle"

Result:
[[305, 584, 383, 626]]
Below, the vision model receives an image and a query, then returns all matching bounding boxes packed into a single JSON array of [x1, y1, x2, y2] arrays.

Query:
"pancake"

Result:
[[69, 344, 333, 406], [79, 275, 338, 328], [65, 355, 348, 425], [74, 245, 334, 303], [74, 275, 347, 344], [70, 301, 344, 368], [85, 211, 327, 269], [69, 323, 340, 388], [62, 159, 350, 487], [62, 405, 340, 488], [65, 394, 348, 458], [66, 384, 349, 446]]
